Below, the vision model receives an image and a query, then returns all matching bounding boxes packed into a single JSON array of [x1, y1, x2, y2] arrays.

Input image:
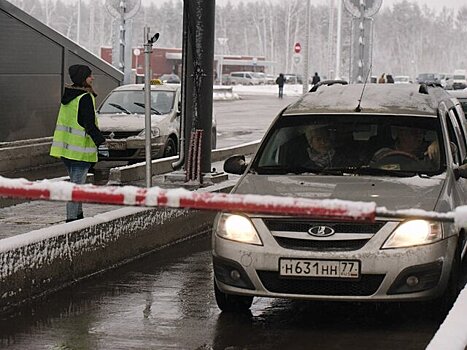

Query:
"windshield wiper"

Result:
[[133, 102, 162, 115], [254, 165, 323, 175], [108, 103, 131, 114], [352, 166, 417, 177]]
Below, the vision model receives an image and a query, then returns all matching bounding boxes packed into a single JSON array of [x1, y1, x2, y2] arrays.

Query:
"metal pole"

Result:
[[335, 0, 342, 80], [144, 26, 152, 188], [302, 0, 310, 94]]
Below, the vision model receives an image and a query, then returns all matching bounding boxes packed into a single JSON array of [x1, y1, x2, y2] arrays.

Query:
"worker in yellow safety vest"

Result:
[[50, 64, 107, 222]]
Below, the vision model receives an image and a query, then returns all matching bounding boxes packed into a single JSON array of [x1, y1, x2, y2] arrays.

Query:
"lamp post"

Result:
[[143, 28, 159, 188]]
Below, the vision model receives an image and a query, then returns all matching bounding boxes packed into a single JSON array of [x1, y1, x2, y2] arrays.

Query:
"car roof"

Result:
[[283, 84, 446, 116], [111, 83, 180, 92]]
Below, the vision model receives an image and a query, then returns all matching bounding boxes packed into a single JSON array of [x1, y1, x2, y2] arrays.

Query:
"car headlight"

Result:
[[382, 220, 443, 249], [215, 213, 262, 245], [138, 127, 160, 138]]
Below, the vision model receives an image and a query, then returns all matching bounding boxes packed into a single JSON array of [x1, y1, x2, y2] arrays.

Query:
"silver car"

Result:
[[213, 84, 467, 316], [97, 83, 216, 161]]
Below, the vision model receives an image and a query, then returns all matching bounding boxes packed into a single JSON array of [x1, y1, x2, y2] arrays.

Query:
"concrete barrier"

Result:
[[0, 180, 236, 315], [0, 137, 59, 173], [108, 140, 260, 184]]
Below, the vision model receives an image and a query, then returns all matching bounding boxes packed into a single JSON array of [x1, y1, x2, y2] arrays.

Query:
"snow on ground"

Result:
[[213, 83, 304, 100]]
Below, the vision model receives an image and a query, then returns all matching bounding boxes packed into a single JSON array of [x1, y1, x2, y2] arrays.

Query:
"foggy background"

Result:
[[7, 0, 467, 80]]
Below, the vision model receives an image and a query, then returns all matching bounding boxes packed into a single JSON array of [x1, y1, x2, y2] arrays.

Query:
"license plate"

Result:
[[107, 141, 126, 150], [279, 258, 360, 279]]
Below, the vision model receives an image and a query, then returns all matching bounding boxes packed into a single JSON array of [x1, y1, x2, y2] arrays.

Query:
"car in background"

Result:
[[416, 73, 439, 85], [229, 71, 261, 85], [159, 73, 181, 84], [394, 75, 411, 84], [448, 88, 467, 114], [213, 84, 467, 317], [443, 74, 454, 90], [283, 73, 303, 84], [265, 74, 276, 85], [452, 69, 467, 90], [96, 83, 216, 162]]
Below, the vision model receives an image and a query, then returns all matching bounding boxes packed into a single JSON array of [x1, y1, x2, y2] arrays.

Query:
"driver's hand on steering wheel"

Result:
[[424, 141, 439, 161]]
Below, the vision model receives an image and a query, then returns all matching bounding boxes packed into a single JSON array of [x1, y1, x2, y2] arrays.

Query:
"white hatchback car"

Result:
[[213, 84, 467, 316], [96, 83, 216, 161]]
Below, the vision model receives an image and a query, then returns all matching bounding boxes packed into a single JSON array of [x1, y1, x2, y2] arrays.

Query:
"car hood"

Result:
[[97, 113, 167, 132], [234, 174, 445, 211]]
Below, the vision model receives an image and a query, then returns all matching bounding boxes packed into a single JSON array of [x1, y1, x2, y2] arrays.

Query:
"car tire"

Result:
[[163, 137, 177, 157], [430, 241, 462, 319], [214, 279, 253, 312]]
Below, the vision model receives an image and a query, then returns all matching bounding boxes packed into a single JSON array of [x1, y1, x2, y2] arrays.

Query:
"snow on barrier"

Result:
[[0, 176, 375, 222], [0, 175, 466, 227]]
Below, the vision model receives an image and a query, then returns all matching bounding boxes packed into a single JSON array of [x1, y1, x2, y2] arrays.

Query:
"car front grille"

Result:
[[257, 270, 385, 296], [274, 237, 368, 251], [102, 131, 140, 139], [263, 219, 384, 234], [263, 218, 385, 251]]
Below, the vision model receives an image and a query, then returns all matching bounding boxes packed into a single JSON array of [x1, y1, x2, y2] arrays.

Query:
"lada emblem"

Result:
[[308, 225, 335, 237]]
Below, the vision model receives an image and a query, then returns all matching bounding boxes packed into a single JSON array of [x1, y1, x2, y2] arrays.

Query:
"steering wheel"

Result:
[[374, 150, 419, 162]]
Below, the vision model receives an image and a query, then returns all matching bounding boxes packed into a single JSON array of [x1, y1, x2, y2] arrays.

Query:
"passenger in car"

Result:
[[303, 126, 349, 168]]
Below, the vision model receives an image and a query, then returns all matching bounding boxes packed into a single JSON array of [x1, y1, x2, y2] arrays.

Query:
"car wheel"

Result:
[[214, 279, 253, 312], [163, 137, 177, 157], [430, 241, 462, 319]]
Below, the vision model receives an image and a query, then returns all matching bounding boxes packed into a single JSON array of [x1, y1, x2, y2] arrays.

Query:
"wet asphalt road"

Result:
[[0, 235, 445, 350], [0, 94, 454, 349]]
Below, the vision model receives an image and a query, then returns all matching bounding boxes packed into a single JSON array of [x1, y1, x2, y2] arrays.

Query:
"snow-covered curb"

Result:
[[426, 285, 467, 349]]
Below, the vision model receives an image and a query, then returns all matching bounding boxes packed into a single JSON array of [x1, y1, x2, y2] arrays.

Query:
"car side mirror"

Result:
[[454, 162, 467, 180], [224, 154, 247, 175]]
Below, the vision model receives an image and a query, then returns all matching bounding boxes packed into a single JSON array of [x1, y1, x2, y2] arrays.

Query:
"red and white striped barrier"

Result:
[[0, 176, 375, 222], [0, 175, 466, 228]]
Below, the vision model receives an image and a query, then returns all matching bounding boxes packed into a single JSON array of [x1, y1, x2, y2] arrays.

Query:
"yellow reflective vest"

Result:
[[50, 93, 98, 162]]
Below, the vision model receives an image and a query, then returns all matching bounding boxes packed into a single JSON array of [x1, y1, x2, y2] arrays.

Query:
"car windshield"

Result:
[[99, 90, 175, 115], [251, 115, 445, 176]]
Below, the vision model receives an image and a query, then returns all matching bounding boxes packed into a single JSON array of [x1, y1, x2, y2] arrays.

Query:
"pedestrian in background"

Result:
[[312, 72, 321, 85], [275, 73, 286, 98], [50, 64, 106, 222], [378, 73, 386, 83], [386, 74, 394, 83]]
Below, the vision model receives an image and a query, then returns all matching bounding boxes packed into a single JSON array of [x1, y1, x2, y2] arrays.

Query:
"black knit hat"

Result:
[[69, 64, 92, 86]]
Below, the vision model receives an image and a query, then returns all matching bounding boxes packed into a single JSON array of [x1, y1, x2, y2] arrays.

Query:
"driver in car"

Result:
[[372, 126, 439, 166]]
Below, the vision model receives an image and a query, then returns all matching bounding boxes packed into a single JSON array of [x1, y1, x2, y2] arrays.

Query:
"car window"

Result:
[[99, 90, 175, 115], [251, 115, 445, 176]]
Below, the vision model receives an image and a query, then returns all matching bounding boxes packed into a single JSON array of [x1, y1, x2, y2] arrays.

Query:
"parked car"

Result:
[[283, 73, 303, 84], [394, 75, 411, 84], [441, 74, 454, 90], [159, 73, 181, 84], [229, 71, 261, 85], [213, 84, 467, 317], [265, 74, 276, 85], [452, 69, 467, 90], [96, 83, 216, 162], [416, 73, 439, 85], [448, 88, 467, 114]]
